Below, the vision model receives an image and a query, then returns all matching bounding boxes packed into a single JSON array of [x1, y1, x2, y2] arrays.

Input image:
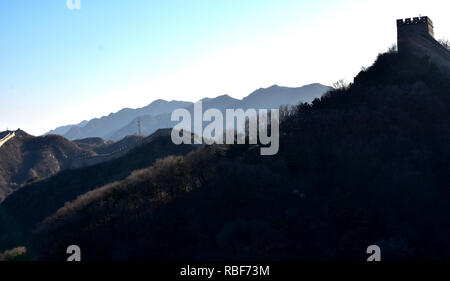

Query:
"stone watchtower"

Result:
[[396, 16, 450, 70], [396, 16, 435, 53]]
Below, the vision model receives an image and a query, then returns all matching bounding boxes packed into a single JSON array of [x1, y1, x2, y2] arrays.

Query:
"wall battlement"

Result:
[[397, 16, 434, 38], [397, 16, 433, 27]]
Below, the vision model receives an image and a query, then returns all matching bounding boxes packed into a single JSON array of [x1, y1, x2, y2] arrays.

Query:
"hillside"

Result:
[[22, 50, 450, 261], [0, 130, 95, 201], [70, 135, 146, 168], [0, 130, 149, 202], [0, 129, 198, 252]]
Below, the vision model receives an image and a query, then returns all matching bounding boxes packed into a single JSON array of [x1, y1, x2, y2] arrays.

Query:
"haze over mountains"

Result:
[[47, 83, 330, 141]]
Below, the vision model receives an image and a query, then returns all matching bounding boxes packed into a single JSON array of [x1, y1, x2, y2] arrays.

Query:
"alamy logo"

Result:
[[66, 245, 81, 261], [66, 0, 81, 10], [366, 245, 381, 261], [171, 101, 280, 155]]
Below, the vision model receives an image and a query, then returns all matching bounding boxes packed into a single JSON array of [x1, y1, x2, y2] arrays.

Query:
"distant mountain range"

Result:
[[62, 100, 191, 141], [46, 83, 330, 141]]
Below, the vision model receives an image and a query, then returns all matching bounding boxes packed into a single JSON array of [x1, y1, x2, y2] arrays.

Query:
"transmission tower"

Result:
[[137, 118, 142, 135]]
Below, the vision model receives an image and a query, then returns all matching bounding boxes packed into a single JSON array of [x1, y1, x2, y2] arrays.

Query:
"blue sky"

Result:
[[0, 0, 449, 135]]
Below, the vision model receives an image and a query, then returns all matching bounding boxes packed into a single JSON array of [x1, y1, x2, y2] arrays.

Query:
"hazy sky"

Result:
[[1, 0, 449, 135]]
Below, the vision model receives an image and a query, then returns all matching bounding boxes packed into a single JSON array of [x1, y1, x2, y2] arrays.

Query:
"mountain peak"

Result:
[[150, 99, 168, 105], [217, 94, 234, 99]]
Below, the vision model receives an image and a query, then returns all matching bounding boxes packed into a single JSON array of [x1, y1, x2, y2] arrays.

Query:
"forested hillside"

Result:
[[0, 130, 198, 252]]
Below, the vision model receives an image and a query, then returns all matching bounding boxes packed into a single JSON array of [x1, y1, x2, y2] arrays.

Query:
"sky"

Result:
[[0, 0, 449, 135]]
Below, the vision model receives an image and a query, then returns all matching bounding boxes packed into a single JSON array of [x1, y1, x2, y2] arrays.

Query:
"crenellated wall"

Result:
[[0, 132, 15, 148]]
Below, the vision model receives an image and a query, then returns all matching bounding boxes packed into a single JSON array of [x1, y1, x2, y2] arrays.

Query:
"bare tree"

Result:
[[438, 38, 450, 51], [332, 79, 349, 91], [387, 44, 398, 54]]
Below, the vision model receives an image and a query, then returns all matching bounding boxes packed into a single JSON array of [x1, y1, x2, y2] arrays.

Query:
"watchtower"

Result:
[[137, 118, 142, 135], [397, 16, 435, 53]]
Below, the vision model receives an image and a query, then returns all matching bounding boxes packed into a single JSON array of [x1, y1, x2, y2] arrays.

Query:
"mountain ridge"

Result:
[[60, 99, 192, 140], [52, 83, 329, 141]]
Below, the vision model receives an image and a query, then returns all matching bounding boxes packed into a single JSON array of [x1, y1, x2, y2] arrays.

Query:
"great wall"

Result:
[[70, 143, 133, 169], [0, 132, 15, 149], [69, 129, 173, 169], [397, 16, 450, 71]]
